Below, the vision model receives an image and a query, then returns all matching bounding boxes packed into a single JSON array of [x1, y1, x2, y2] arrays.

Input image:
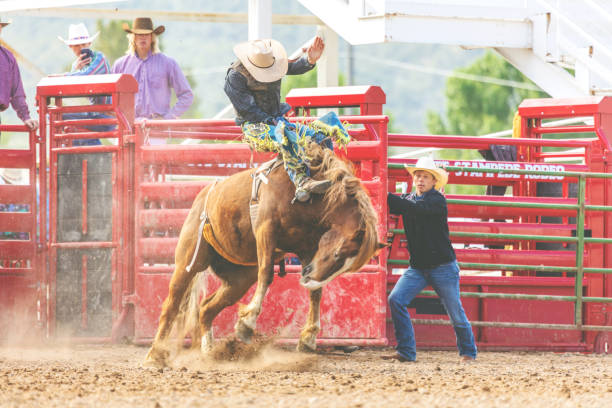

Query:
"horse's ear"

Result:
[[373, 241, 391, 256]]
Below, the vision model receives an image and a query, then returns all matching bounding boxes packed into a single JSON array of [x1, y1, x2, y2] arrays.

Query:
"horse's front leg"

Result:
[[234, 225, 276, 343], [297, 288, 322, 352]]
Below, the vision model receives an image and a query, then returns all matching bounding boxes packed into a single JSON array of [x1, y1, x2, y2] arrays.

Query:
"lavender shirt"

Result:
[[0, 46, 31, 122], [112, 51, 193, 119]]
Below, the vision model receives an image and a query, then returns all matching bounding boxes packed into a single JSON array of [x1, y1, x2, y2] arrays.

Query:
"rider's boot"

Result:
[[294, 177, 332, 202]]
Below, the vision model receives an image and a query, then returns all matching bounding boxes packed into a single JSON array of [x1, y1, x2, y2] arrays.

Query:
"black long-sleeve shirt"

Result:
[[387, 190, 456, 269], [223, 56, 315, 125]]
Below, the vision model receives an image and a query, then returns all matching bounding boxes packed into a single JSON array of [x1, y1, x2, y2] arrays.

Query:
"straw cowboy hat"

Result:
[[0, 168, 27, 185], [233, 39, 288, 83], [0, 16, 11, 27], [123, 17, 165, 35], [58, 23, 99, 45], [405, 157, 449, 190]]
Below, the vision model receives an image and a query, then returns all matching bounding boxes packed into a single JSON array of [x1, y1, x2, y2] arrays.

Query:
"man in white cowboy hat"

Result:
[[112, 17, 193, 126], [224, 36, 351, 202], [59, 23, 107, 77], [58, 23, 112, 145], [0, 17, 38, 131], [384, 157, 477, 363]]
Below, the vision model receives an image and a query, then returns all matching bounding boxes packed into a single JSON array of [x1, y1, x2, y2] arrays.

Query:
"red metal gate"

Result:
[[36, 74, 136, 340], [386, 96, 612, 352], [0, 125, 45, 342]]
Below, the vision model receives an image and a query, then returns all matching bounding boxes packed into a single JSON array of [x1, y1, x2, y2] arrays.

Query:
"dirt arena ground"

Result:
[[0, 341, 610, 408]]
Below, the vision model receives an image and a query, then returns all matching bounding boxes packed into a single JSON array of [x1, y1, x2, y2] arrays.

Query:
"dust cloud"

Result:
[[169, 334, 318, 372]]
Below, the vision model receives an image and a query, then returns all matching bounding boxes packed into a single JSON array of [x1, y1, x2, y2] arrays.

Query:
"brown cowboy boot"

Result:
[[294, 177, 332, 202]]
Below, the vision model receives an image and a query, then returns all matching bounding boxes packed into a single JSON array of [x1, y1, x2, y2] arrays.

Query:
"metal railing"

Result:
[[387, 163, 612, 332]]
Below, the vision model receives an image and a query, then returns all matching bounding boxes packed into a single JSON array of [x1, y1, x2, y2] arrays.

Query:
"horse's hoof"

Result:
[[235, 320, 254, 344], [296, 340, 316, 353], [142, 347, 168, 369], [200, 331, 214, 354]]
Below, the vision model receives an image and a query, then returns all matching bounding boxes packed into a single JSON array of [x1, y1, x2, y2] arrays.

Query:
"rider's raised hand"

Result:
[[306, 36, 325, 65]]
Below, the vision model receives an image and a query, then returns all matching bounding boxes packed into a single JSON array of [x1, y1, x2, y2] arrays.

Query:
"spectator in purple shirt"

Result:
[[111, 17, 193, 123], [0, 17, 38, 131]]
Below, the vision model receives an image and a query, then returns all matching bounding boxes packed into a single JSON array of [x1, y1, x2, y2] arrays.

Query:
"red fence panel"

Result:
[[386, 96, 612, 352], [37, 74, 136, 340], [0, 126, 45, 342]]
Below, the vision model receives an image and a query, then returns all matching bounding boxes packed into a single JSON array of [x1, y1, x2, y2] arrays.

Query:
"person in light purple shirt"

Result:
[[111, 17, 193, 121], [0, 18, 38, 131]]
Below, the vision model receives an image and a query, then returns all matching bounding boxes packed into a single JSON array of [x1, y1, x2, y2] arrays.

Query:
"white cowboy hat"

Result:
[[0, 168, 27, 185], [58, 23, 99, 45], [404, 157, 449, 190], [233, 39, 288, 83]]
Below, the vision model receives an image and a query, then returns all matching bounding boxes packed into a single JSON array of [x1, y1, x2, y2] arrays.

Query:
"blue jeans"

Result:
[[388, 261, 477, 361]]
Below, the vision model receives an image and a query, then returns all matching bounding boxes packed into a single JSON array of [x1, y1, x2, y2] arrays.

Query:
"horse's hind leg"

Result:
[[297, 288, 322, 352], [143, 208, 212, 368], [198, 266, 257, 354]]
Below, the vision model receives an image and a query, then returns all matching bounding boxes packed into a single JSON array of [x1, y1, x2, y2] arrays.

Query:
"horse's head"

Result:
[[299, 189, 387, 291], [296, 143, 388, 291], [300, 224, 386, 291]]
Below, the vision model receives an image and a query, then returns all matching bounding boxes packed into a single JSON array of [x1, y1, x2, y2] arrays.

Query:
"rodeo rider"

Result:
[[224, 36, 351, 203]]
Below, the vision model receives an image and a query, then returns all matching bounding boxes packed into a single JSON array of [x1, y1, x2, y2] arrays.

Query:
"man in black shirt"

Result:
[[384, 157, 477, 362]]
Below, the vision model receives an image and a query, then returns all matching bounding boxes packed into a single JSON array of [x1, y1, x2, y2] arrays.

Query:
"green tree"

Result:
[[425, 52, 547, 195], [281, 66, 319, 99], [385, 110, 402, 134], [95, 20, 130, 65], [426, 51, 547, 136]]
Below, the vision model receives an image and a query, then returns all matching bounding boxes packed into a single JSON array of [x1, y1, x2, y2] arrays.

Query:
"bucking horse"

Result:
[[144, 142, 386, 367]]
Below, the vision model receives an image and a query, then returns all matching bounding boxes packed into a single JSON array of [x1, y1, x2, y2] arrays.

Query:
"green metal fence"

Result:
[[388, 164, 612, 331]]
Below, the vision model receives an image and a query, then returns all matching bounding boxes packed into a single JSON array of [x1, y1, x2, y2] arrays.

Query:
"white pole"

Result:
[[248, 0, 272, 40], [316, 25, 339, 88]]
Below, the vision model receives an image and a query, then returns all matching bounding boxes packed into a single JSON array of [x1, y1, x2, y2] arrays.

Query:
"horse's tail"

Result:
[[174, 269, 208, 347]]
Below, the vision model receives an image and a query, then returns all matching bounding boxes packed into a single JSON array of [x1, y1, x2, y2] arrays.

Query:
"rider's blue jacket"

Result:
[[224, 55, 314, 126]]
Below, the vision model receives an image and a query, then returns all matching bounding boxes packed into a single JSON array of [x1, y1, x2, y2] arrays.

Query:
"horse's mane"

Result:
[[307, 143, 380, 271]]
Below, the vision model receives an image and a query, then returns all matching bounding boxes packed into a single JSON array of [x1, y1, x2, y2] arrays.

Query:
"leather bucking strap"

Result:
[[187, 163, 287, 273], [186, 179, 219, 273], [249, 158, 283, 236], [249, 158, 287, 276], [188, 178, 257, 267]]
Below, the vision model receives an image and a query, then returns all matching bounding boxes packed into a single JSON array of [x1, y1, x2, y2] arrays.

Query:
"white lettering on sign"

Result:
[[524, 164, 565, 180], [451, 161, 565, 180]]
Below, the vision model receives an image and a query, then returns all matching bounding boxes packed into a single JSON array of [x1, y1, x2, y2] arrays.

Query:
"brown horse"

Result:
[[144, 143, 386, 367]]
